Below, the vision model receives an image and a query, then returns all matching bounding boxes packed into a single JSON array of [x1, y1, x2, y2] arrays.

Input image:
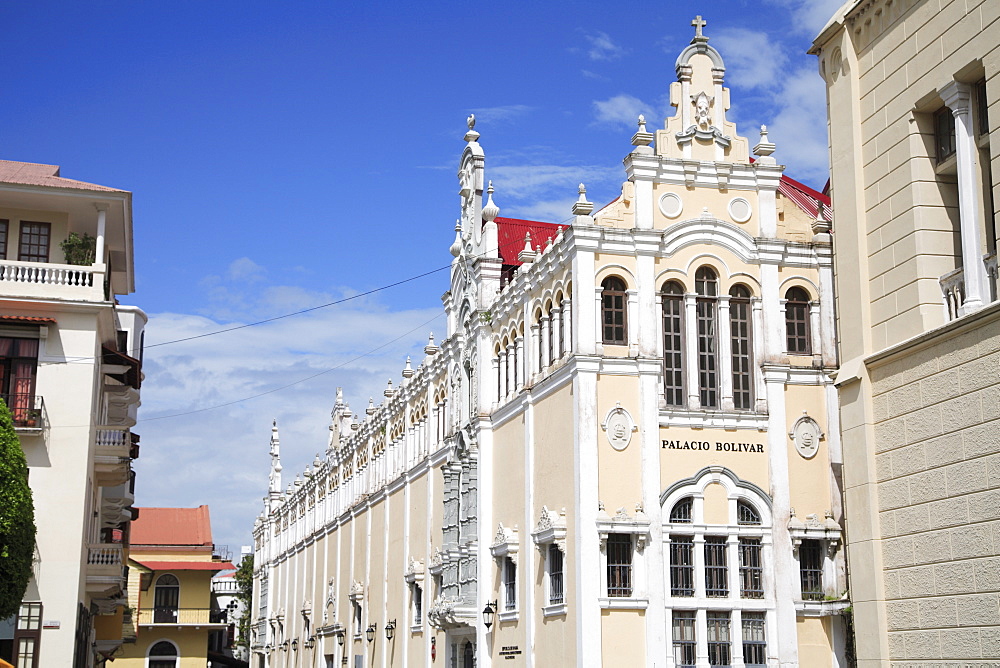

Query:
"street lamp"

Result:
[[366, 623, 376, 643], [482, 600, 497, 630], [337, 630, 345, 646], [384, 620, 396, 641]]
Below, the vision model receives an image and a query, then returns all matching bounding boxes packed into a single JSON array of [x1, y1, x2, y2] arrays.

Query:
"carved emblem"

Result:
[[601, 403, 637, 451], [789, 412, 824, 459], [692, 91, 714, 129]]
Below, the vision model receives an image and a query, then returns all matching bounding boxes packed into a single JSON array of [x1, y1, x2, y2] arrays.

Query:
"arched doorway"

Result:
[[147, 640, 178, 668], [153, 574, 179, 623]]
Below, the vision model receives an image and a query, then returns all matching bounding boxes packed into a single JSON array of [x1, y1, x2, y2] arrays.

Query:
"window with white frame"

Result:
[[490, 522, 520, 619], [663, 468, 773, 666], [502, 557, 516, 611], [596, 505, 650, 605], [411, 583, 423, 627], [547, 544, 564, 606], [606, 533, 632, 597], [531, 506, 567, 615]]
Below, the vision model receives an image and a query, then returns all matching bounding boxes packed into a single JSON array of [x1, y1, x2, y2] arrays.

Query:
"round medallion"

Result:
[[728, 197, 752, 223], [602, 405, 636, 451], [790, 414, 823, 459], [659, 192, 683, 219]]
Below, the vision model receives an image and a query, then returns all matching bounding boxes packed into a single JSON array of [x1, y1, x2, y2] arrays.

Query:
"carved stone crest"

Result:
[[601, 403, 637, 451], [789, 412, 824, 459]]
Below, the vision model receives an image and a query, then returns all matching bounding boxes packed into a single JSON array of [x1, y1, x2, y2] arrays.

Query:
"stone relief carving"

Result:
[[789, 412, 824, 459], [601, 403, 637, 451]]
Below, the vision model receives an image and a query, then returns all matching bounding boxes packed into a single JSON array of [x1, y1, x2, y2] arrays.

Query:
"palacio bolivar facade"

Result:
[[251, 18, 849, 668]]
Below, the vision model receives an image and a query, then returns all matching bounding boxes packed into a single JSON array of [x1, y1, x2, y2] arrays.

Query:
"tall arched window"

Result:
[[662, 281, 685, 406], [148, 640, 179, 668], [785, 287, 811, 354], [601, 277, 627, 345], [729, 285, 753, 410], [153, 574, 179, 623], [695, 267, 718, 408]]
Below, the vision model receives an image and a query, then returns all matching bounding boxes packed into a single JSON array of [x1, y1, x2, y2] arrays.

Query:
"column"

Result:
[[626, 289, 639, 355], [759, 262, 782, 361], [540, 316, 551, 370], [684, 294, 700, 409], [494, 355, 504, 405], [561, 298, 572, 357], [551, 307, 563, 360], [94, 203, 107, 265], [940, 81, 989, 313], [809, 300, 822, 367], [514, 335, 525, 390], [594, 286, 604, 353], [718, 295, 734, 411], [505, 343, 515, 396], [529, 324, 540, 378]]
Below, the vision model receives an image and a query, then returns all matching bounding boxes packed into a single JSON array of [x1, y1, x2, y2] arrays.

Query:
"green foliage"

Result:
[[234, 553, 254, 647], [0, 399, 36, 619], [59, 232, 97, 266]]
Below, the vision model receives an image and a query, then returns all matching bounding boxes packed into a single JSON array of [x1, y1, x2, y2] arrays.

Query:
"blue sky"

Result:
[[2, 0, 843, 552]]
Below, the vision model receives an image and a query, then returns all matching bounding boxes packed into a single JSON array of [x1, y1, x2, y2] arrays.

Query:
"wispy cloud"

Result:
[[137, 284, 446, 552], [584, 31, 626, 61], [764, 0, 846, 37], [712, 28, 788, 90], [592, 94, 654, 129], [469, 104, 534, 125]]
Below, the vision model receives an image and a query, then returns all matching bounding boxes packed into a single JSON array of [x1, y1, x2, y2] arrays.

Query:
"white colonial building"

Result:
[[252, 19, 849, 668]]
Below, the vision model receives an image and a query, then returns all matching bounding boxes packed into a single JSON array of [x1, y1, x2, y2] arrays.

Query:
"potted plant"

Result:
[[60, 232, 97, 266], [24, 410, 40, 428]]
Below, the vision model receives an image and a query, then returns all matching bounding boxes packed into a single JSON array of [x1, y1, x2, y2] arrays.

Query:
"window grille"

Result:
[[671, 611, 697, 668], [662, 282, 685, 406], [503, 558, 516, 611], [704, 537, 728, 597], [706, 612, 732, 666], [601, 277, 628, 344], [669, 536, 695, 597], [737, 500, 761, 525], [670, 497, 693, 523], [784, 287, 811, 354], [606, 533, 633, 597], [17, 222, 50, 263], [742, 612, 767, 667], [739, 538, 764, 599], [696, 267, 718, 407], [800, 539, 824, 600], [729, 285, 753, 410], [413, 583, 423, 624], [548, 544, 564, 605]]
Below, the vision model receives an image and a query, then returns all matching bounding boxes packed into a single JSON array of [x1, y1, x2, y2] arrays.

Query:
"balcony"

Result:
[[3, 393, 44, 433], [940, 252, 1000, 322], [86, 543, 125, 596], [0, 258, 107, 302], [94, 426, 133, 487], [137, 607, 229, 627]]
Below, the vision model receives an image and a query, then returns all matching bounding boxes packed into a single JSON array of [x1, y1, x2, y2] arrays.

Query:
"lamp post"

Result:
[[366, 623, 376, 643], [482, 600, 497, 630], [384, 619, 396, 641]]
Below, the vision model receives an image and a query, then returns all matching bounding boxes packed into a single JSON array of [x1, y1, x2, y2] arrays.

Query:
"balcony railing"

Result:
[[2, 393, 43, 429], [0, 259, 107, 301], [137, 607, 228, 625], [87, 543, 124, 567], [96, 426, 132, 458], [940, 253, 1000, 322]]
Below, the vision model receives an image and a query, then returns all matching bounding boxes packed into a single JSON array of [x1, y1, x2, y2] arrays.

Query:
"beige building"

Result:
[[253, 19, 849, 668], [0, 159, 146, 666], [811, 0, 999, 664]]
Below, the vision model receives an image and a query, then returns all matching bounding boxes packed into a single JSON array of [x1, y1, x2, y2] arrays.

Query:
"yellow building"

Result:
[[811, 0, 999, 664], [253, 18, 849, 667], [118, 506, 234, 668]]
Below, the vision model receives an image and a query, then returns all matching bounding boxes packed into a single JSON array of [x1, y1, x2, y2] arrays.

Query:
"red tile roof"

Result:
[[130, 506, 214, 547], [778, 174, 832, 222], [133, 560, 235, 572], [0, 315, 57, 324], [0, 160, 126, 193]]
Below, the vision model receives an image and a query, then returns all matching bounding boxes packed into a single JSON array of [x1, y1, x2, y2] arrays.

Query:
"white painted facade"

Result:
[[252, 21, 848, 668], [0, 160, 146, 667]]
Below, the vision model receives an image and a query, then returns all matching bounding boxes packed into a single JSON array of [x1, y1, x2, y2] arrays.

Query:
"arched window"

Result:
[[662, 281, 685, 406], [148, 640, 179, 668], [153, 574, 179, 623], [695, 267, 718, 408], [669, 497, 693, 523], [729, 285, 753, 410], [785, 287, 811, 354], [737, 500, 761, 525], [601, 277, 627, 345]]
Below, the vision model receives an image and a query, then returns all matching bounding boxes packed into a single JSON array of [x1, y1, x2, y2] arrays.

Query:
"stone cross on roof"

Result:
[[691, 15, 708, 42]]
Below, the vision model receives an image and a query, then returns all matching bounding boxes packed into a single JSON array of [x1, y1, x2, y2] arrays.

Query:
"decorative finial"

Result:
[[517, 232, 537, 264], [449, 220, 463, 257], [572, 183, 594, 217], [402, 356, 414, 378], [384, 378, 395, 397], [482, 180, 500, 222], [464, 114, 480, 142], [691, 15, 708, 43], [753, 124, 776, 164], [632, 114, 654, 148], [366, 397, 376, 415], [424, 333, 439, 355]]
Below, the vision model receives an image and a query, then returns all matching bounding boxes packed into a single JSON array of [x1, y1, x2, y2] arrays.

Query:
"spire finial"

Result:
[[753, 124, 776, 164], [572, 183, 594, 217], [449, 219, 463, 257], [424, 332, 439, 355], [402, 356, 414, 379], [517, 231, 537, 264], [691, 15, 708, 43], [483, 180, 501, 222], [464, 114, 480, 142]]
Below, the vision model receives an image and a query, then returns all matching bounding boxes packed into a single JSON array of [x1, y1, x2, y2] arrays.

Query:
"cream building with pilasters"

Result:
[[253, 20, 848, 668]]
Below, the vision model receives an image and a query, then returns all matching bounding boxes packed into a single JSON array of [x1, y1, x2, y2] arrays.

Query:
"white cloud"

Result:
[[134, 271, 446, 552], [585, 31, 626, 61], [226, 257, 266, 283], [487, 163, 619, 203], [765, 0, 847, 37], [764, 67, 830, 187], [712, 28, 788, 90], [592, 94, 653, 129], [469, 105, 534, 125]]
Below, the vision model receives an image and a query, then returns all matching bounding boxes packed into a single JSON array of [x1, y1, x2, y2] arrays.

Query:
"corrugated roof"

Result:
[[778, 174, 832, 223], [130, 506, 213, 547], [133, 559, 234, 572], [495, 216, 566, 267], [0, 160, 126, 193]]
